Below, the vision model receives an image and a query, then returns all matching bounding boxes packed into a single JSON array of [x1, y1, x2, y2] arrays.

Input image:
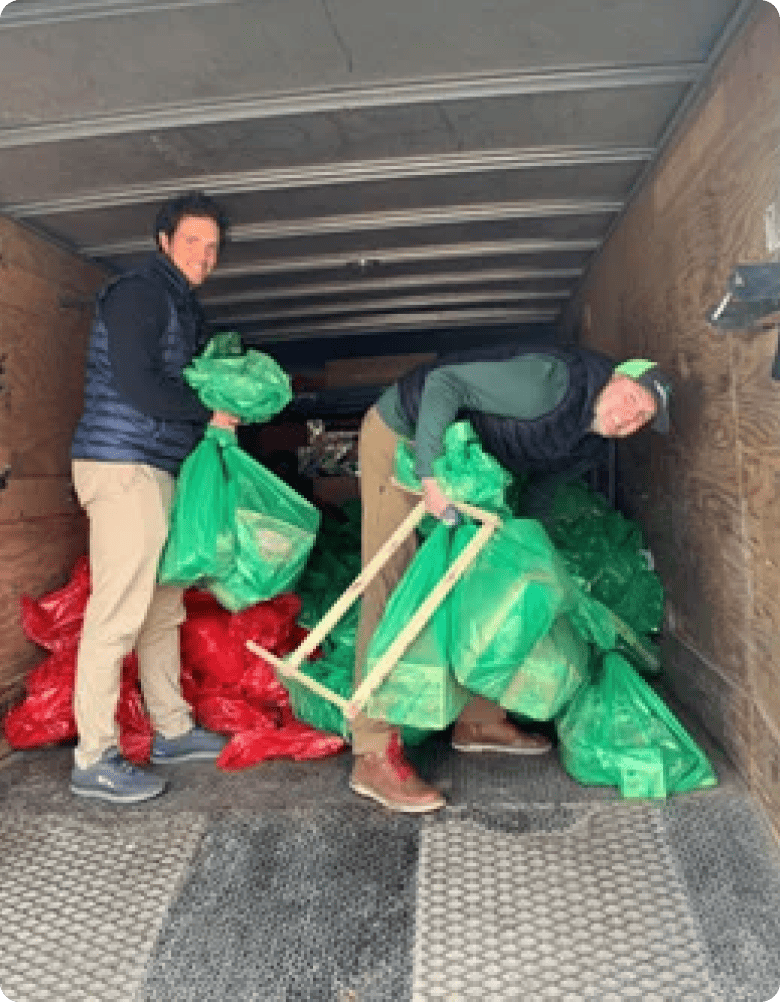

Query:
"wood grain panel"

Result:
[[752, 706, 780, 839], [733, 339, 780, 457], [0, 216, 106, 296], [0, 476, 80, 521], [0, 255, 96, 318], [659, 632, 751, 775], [652, 80, 727, 217], [0, 215, 105, 712], [0, 302, 90, 477], [0, 514, 87, 696], [575, 6, 780, 832], [661, 394, 737, 477], [746, 623, 780, 737], [742, 448, 780, 561]]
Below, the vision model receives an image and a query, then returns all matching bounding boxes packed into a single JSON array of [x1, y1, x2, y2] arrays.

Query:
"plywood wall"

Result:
[[570, 6, 780, 832], [0, 217, 107, 728]]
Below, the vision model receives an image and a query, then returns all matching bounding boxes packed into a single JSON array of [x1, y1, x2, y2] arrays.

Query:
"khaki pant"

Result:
[[351, 407, 504, 756], [72, 460, 193, 768]]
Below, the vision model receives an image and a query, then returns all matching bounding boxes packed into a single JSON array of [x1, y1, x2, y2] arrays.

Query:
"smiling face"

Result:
[[592, 373, 657, 437], [157, 214, 220, 287]]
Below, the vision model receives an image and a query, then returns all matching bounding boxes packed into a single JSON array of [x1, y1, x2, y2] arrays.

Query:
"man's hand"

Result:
[[421, 476, 450, 518], [209, 410, 240, 431]]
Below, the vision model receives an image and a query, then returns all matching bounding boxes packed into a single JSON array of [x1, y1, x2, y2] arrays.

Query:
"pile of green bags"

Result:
[[540, 480, 664, 639], [361, 514, 615, 729], [297, 419, 716, 799]]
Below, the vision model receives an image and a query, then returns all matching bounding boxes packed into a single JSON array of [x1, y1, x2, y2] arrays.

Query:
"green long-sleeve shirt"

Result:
[[376, 352, 571, 479]]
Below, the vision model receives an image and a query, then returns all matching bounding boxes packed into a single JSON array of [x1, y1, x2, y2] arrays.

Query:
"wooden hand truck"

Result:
[[246, 490, 502, 721]]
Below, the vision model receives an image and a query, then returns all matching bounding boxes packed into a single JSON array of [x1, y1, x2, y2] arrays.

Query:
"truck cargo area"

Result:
[[1, 1, 780, 999]]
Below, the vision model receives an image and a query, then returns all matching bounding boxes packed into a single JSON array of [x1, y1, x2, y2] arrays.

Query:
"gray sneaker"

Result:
[[71, 748, 167, 804], [151, 726, 226, 764]]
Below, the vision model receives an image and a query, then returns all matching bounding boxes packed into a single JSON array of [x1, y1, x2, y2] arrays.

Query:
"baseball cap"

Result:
[[613, 358, 672, 434]]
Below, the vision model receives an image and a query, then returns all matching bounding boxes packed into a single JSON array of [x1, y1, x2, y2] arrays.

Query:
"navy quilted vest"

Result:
[[71, 254, 207, 475]]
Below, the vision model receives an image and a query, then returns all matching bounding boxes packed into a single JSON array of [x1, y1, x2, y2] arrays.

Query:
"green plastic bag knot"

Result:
[[184, 333, 292, 423], [395, 420, 513, 516]]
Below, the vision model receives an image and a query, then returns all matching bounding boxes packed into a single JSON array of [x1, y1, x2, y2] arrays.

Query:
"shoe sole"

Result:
[[349, 778, 446, 813], [150, 751, 221, 765], [70, 783, 166, 804], [451, 741, 552, 756]]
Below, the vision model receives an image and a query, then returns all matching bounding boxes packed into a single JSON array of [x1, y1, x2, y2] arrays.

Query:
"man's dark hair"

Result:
[[154, 192, 230, 251]]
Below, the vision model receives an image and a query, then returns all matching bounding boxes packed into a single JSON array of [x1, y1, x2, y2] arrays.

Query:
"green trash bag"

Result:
[[283, 642, 354, 741], [494, 615, 591, 721], [159, 426, 320, 611], [284, 641, 434, 747], [448, 518, 614, 720], [395, 420, 514, 518], [362, 523, 471, 730], [544, 481, 664, 640], [296, 506, 362, 649], [184, 332, 292, 423], [556, 651, 718, 798], [282, 509, 362, 739]]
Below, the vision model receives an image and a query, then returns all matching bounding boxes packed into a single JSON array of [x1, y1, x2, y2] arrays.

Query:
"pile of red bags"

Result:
[[3, 556, 346, 769]]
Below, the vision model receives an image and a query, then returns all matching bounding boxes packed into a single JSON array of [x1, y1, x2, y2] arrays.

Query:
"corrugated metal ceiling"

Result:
[[0, 0, 759, 374]]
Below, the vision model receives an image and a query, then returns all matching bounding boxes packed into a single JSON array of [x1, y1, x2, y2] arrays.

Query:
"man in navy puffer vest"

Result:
[[350, 346, 673, 813], [70, 192, 238, 804]]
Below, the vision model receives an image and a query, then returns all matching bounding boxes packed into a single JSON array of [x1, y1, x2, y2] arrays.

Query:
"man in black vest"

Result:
[[70, 192, 237, 804], [349, 346, 672, 812]]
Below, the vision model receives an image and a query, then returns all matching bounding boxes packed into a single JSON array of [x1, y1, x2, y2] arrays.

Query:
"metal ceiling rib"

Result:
[[82, 199, 624, 257], [0, 65, 702, 147], [0, 1, 239, 28], [203, 269, 583, 305], [216, 288, 570, 323], [0, 0, 759, 357], [5, 147, 653, 217], [233, 307, 563, 342]]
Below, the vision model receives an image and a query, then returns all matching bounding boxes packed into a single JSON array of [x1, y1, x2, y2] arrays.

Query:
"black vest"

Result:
[[71, 254, 207, 475], [396, 343, 615, 477]]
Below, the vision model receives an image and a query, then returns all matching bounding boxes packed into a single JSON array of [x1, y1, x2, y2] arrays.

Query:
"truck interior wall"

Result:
[[567, 5, 780, 834], [0, 217, 107, 748]]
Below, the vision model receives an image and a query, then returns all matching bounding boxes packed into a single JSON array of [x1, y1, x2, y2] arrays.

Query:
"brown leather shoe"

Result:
[[451, 718, 552, 755], [350, 734, 446, 813]]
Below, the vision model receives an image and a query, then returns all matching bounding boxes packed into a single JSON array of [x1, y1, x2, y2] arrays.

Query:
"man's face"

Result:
[[158, 214, 220, 287], [592, 373, 657, 437]]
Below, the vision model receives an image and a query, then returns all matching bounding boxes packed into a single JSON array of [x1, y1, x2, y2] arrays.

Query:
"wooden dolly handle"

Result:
[[246, 494, 501, 721]]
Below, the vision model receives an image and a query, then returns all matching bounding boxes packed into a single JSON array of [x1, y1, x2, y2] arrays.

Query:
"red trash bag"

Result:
[[234, 592, 302, 653], [240, 653, 291, 712], [24, 647, 76, 697], [20, 556, 91, 653], [118, 690, 153, 764], [194, 693, 279, 735], [3, 648, 78, 748], [180, 601, 246, 688], [217, 712, 346, 770]]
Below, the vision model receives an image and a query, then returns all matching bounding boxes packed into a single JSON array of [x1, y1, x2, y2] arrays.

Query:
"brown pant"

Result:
[[350, 407, 504, 755], [72, 460, 193, 768]]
